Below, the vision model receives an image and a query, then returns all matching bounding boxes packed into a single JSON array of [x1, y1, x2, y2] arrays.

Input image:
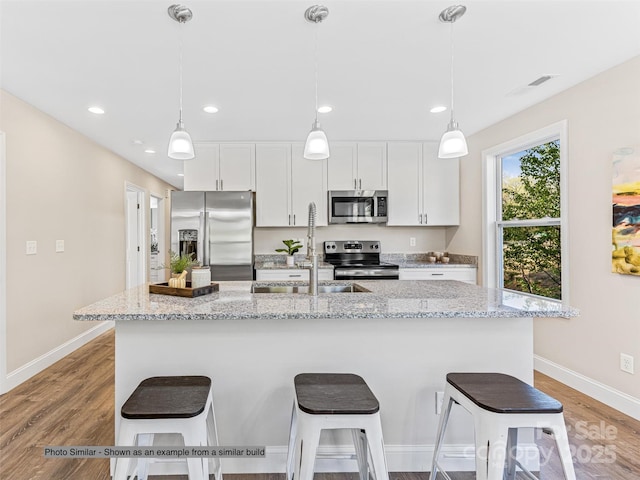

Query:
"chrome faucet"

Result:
[[305, 202, 319, 296]]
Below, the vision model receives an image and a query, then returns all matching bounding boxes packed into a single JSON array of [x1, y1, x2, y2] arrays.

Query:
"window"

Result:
[[483, 121, 568, 302]]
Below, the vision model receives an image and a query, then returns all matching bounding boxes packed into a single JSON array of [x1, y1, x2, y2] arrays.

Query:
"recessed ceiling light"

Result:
[[317, 105, 333, 113], [430, 106, 447, 113], [88, 106, 105, 115], [177, 173, 185, 177], [144, 149, 156, 154], [203, 105, 219, 113]]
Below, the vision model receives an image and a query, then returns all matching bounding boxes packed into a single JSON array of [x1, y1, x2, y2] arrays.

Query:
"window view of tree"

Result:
[[500, 140, 561, 300]]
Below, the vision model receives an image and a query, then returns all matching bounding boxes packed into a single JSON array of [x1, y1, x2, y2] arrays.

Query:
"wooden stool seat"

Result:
[[295, 373, 380, 415], [447, 372, 563, 414], [431, 372, 576, 480], [115, 375, 222, 480], [286, 373, 389, 480], [121, 376, 211, 419]]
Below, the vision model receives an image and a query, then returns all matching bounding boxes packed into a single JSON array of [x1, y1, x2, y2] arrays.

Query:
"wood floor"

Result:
[[1, 329, 639, 479]]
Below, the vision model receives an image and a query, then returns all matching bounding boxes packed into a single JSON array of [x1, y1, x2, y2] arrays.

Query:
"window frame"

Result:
[[482, 121, 569, 303]]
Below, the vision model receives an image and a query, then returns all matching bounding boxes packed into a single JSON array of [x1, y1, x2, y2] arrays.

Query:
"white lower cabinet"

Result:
[[255, 269, 334, 281], [399, 267, 477, 284], [255, 144, 327, 227]]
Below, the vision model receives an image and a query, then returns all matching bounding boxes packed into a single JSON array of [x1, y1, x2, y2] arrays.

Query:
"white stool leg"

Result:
[[286, 403, 298, 480], [351, 428, 368, 480], [550, 417, 577, 480], [183, 426, 206, 480], [114, 420, 136, 480], [136, 433, 154, 480], [364, 415, 389, 480], [485, 424, 509, 480], [206, 402, 223, 480], [431, 394, 455, 480], [504, 428, 518, 480], [296, 421, 321, 480]]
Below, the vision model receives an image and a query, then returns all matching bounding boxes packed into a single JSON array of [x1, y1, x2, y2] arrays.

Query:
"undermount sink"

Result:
[[251, 284, 368, 294]]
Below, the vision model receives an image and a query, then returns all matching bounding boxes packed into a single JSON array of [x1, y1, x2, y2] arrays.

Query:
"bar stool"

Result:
[[114, 375, 222, 480], [431, 372, 576, 480], [286, 373, 389, 480]]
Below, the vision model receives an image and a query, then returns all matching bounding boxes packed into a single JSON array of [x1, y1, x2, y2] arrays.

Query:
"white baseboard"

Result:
[[534, 355, 640, 420], [1, 322, 114, 394], [146, 443, 540, 475]]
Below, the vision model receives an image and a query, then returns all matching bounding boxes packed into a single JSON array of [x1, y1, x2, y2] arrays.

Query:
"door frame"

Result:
[[125, 182, 146, 288]]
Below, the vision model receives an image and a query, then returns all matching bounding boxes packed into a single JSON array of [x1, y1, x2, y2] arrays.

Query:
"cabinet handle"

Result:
[[293, 214, 296, 225], [431, 273, 444, 276], [216, 179, 219, 190], [289, 214, 291, 225], [354, 178, 357, 189], [419, 214, 422, 224], [358, 179, 362, 190], [424, 213, 427, 224], [289, 274, 303, 278], [220, 179, 224, 191]]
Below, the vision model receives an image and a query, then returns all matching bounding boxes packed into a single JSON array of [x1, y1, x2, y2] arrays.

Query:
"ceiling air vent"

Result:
[[507, 74, 559, 96], [528, 75, 555, 87]]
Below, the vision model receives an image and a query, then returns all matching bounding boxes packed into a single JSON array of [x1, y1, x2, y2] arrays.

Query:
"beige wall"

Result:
[[0, 90, 173, 375], [447, 56, 640, 401]]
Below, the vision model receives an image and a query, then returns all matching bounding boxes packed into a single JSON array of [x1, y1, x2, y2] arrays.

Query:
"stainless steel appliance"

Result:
[[328, 190, 388, 224], [171, 191, 254, 281], [324, 240, 399, 280]]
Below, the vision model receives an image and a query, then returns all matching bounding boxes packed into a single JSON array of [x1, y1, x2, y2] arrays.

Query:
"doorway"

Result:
[[125, 183, 146, 288]]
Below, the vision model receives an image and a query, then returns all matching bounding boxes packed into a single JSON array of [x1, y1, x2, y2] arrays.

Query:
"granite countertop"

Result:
[[73, 280, 578, 321]]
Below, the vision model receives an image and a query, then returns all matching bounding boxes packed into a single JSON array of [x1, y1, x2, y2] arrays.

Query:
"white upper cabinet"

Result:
[[291, 144, 328, 226], [184, 143, 255, 191], [255, 144, 328, 227], [327, 142, 387, 191], [387, 142, 460, 226]]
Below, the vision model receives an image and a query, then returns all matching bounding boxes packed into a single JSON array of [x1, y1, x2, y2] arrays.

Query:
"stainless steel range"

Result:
[[324, 240, 399, 280]]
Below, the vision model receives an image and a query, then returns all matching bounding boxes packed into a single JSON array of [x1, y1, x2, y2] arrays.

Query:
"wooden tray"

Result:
[[149, 282, 219, 298]]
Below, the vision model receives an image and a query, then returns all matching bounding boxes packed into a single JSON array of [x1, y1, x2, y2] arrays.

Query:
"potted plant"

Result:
[[276, 239, 303, 266], [167, 250, 197, 288]]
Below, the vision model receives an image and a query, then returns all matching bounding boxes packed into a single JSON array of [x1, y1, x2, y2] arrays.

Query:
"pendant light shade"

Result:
[[168, 120, 195, 160], [167, 4, 195, 161], [438, 5, 468, 159], [304, 120, 330, 160], [438, 120, 468, 158], [303, 5, 330, 160]]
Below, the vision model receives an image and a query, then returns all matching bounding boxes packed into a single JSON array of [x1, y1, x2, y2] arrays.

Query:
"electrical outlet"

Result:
[[56, 240, 65, 253], [620, 353, 634, 374], [435, 391, 444, 414], [26, 240, 37, 255], [410, 237, 416, 247]]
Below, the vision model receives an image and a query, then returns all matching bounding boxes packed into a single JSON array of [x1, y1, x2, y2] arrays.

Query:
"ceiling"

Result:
[[2, 1, 639, 189]]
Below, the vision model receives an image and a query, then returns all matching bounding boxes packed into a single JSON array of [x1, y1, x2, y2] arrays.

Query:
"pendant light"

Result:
[[303, 5, 330, 160], [167, 4, 195, 160], [438, 5, 468, 159]]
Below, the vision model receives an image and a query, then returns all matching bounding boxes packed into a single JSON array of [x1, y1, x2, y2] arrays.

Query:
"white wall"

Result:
[[447, 56, 640, 413], [0, 90, 173, 392]]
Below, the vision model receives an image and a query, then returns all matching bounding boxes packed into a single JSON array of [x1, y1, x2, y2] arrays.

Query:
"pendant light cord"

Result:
[[449, 20, 455, 125], [314, 25, 319, 123], [179, 22, 184, 124]]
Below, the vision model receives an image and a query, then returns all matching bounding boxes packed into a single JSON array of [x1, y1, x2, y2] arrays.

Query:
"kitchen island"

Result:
[[74, 280, 577, 475]]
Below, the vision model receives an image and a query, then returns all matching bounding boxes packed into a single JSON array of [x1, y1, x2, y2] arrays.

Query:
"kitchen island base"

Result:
[[114, 315, 535, 476]]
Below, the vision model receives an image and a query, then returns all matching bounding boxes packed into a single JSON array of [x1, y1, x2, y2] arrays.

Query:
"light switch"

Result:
[[56, 240, 65, 253], [26, 240, 37, 255]]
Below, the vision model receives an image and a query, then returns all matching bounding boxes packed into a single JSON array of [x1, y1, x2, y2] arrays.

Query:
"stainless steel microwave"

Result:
[[328, 190, 388, 224]]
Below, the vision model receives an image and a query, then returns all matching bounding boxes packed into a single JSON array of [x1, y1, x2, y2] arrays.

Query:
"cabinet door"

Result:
[[422, 142, 460, 225], [327, 142, 357, 190], [387, 142, 422, 226], [357, 142, 387, 190], [255, 144, 291, 226], [184, 143, 219, 191], [291, 144, 328, 227], [219, 144, 255, 191]]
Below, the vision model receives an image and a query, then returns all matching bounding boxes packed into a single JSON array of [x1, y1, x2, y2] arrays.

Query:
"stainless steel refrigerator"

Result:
[[170, 191, 254, 281]]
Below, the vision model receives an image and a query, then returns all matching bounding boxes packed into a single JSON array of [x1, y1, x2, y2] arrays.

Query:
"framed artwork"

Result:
[[612, 146, 640, 276]]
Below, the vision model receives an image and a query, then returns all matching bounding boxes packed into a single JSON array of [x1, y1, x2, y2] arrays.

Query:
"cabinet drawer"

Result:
[[399, 268, 477, 284], [255, 269, 333, 281]]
